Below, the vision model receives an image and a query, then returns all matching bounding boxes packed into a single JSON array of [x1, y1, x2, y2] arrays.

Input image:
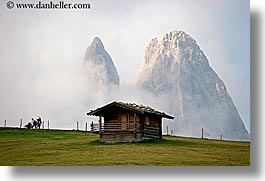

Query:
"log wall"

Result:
[[100, 131, 136, 143]]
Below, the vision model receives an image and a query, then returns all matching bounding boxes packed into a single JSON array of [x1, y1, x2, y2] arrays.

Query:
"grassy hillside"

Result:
[[0, 128, 250, 166]]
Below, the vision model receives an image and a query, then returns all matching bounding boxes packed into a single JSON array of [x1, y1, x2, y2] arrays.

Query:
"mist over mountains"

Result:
[[84, 31, 249, 141], [83, 37, 120, 87], [137, 31, 249, 141]]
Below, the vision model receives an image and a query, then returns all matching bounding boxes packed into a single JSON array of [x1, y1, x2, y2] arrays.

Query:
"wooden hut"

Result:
[[87, 101, 174, 143]]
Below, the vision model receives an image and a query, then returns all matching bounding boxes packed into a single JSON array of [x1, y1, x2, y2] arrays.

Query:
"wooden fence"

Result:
[[90, 122, 160, 138]]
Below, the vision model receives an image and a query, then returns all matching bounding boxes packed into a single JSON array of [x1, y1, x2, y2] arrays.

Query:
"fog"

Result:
[[0, 0, 249, 132]]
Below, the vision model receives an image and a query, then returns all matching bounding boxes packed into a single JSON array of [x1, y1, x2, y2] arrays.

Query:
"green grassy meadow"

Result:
[[0, 128, 250, 166]]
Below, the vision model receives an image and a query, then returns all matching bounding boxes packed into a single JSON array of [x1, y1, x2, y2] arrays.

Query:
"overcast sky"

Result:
[[0, 0, 249, 131]]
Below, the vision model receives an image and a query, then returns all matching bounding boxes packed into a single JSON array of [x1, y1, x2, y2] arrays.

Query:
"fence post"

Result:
[[166, 126, 168, 135], [85, 122, 87, 132], [77, 121, 79, 131], [20, 118, 22, 129], [99, 116, 102, 132], [4, 120, 6, 127], [171, 130, 173, 136], [42, 121, 44, 129], [48, 120, 50, 130], [134, 113, 136, 133], [201, 128, 204, 139], [220, 134, 223, 141]]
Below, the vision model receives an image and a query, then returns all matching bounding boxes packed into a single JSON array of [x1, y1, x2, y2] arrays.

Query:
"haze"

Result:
[[0, 0, 250, 132]]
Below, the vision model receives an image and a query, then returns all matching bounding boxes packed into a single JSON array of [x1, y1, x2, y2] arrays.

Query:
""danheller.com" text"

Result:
[[6, 1, 91, 10]]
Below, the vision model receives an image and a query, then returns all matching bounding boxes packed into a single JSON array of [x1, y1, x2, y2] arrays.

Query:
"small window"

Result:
[[112, 115, 118, 120], [107, 114, 117, 121]]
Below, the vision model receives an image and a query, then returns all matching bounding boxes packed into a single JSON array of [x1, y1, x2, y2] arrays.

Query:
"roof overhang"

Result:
[[87, 101, 174, 119]]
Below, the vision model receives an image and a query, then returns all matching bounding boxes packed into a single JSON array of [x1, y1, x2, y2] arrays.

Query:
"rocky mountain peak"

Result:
[[162, 31, 198, 50], [144, 31, 206, 66], [138, 30, 249, 141], [83, 37, 120, 86], [90, 37, 105, 53]]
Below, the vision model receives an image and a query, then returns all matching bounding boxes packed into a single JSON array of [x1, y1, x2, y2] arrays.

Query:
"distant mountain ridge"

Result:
[[82, 33, 249, 141], [83, 37, 120, 87], [138, 31, 249, 141]]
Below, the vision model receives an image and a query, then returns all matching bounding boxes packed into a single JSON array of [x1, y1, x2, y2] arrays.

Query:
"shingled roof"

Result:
[[87, 101, 174, 119]]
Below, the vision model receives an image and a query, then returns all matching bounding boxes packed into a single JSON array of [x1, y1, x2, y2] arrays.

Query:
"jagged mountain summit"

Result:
[[83, 37, 120, 87], [138, 31, 249, 141]]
